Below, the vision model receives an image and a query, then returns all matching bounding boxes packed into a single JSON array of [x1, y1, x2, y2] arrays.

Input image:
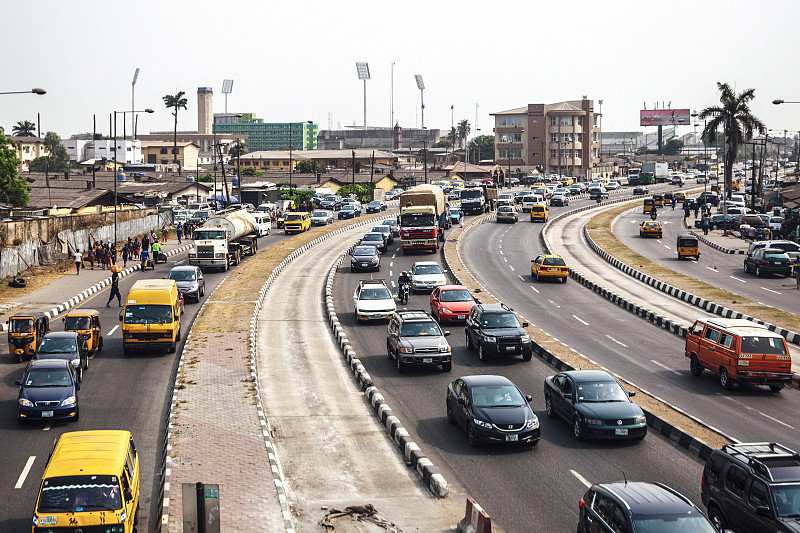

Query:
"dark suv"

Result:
[[387, 310, 452, 372], [702, 442, 800, 532], [464, 303, 532, 361], [578, 482, 719, 533]]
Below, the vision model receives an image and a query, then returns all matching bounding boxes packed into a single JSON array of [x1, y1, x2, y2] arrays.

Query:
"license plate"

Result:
[[457, 315, 465, 319], [505, 434, 518, 442], [505, 346, 516, 352], [362, 263, 368, 267], [42, 411, 53, 418], [422, 358, 433, 364], [615, 428, 628, 436]]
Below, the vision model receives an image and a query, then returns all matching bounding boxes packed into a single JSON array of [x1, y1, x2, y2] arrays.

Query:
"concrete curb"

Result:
[[1, 243, 194, 331], [689, 230, 747, 254], [323, 247, 450, 499]]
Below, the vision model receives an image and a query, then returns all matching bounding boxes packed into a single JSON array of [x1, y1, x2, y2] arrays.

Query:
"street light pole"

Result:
[[0, 88, 46, 96], [111, 108, 154, 244]]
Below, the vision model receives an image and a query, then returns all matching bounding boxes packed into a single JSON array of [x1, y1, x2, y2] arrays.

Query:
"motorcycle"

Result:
[[650, 208, 658, 220], [398, 282, 410, 305]]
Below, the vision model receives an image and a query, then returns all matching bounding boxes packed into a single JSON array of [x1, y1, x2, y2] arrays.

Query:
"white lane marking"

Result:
[[107, 325, 119, 336], [392, 254, 396, 258], [499, 250, 504, 255], [15, 456, 35, 489], [173, 259, 186, 265], [705, 267, 717, 272], [650, 359, 681, 375], [390, 281, 396, 287], [605, 335, 629, 348], [389, 262, 393, 267], [518, 275, 525, 281], [503, 257, 508, 263], [509, 265, 515, 271], [729, 276, 747, 283], [389, 270, 393, 277], [761, 287, 781, 295], [547, 299, 561, 309], [663, 245, 671, 250], [721, 396, 795, 429], [571, 470, 592, 488], [530, 286, 540, 294], [572, 315, 589, 326]]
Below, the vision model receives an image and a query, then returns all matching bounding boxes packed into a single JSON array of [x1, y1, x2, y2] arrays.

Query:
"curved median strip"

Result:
[[443, 210, 734, 462]]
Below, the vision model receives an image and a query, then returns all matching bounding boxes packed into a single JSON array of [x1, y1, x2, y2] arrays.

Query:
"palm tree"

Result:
[[12, 120, 37, 137], [457, 119, 471, 150], [163, 91, 188, 175], [445, 127, 457, 147], [699, 82, 765, 199]]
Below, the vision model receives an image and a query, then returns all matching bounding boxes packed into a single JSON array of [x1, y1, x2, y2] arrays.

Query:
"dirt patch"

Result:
[[445, 214, 733, 449], [589, 203, 800, 333]]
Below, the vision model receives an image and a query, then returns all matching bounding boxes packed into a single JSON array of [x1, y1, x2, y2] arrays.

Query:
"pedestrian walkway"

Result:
[[681, 216, 750, 254]]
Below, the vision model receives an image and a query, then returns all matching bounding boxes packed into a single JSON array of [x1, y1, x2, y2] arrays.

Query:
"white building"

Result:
[[63, 138, 144, 164]]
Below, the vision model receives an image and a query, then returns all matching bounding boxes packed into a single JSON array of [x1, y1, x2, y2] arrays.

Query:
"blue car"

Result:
[[448, 207, 463, 224], [16, 359, 80, 423], [338, 204, 362, 219]]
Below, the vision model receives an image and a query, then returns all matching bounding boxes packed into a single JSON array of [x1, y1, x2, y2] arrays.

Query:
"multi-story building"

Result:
[[140, 141, 199, 170], [317, 126, 438, 151], [491, 98, 600, 179], [63, 138, 144, 165], [213, 115, 318, 152]]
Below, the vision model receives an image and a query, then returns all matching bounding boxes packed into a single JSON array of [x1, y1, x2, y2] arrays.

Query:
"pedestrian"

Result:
[[693, 202, 700, 219], [683, 203, 690, 220], [110, 243, 117, 265], [162, 225, 168, 243], [133, 238, 140, 259], [87, 242, 95, 269], [671, 196, 677, 210], [106, 271, 122, 307], [73, 249, 83, 275], [149, 231, 157, 250], [151, 239, 161, 265], [141, 234, 150, 254], [176, 223, 182, 244], [702, 214, 710, 235], [122, 244, 129, 268]]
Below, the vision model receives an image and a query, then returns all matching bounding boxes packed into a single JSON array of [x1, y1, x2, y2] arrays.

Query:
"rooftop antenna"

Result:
[[221, 79, 234, 114], [415, 74, 425, 129], [356, 62, 370, 129]]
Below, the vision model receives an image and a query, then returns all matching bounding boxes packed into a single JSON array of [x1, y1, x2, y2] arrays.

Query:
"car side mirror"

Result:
[[457, 397, 466, 406], [470, 324, 479, 329], [521, 322, 529, 328], [15, 379, 21, 386], [124, 488, 133, 501], [563, 393, 573, 401], [62, 317, 66, 323], [755, 506, 771, 517], [119, 313, 123, 322], [444, 331, 451, 337], [628, 391, 636, 397], [525, 394, 533, 403]]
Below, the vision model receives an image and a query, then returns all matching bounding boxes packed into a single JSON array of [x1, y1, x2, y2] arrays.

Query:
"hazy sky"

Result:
[[3, 0, 800, 140]]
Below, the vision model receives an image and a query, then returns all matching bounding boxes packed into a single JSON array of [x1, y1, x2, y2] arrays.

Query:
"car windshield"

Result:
[[771, 243, 800, 253], [542, 257, 566, 266], [324, 196, 337, 201], [38, 337, 77, 353], [441, 289, 472, 302], [633, 514, 717, 532], [741, 336, 787, 355], [773, 484, 800, 518], [575, 381, 628, 402], [764, 251, 789, 259], [480, 312, 520, 329], [471, 384, 526, 408], [373, 227, 389, 234], [400, 321, 442, 337], [414, 264, 443, 275], [123, 304, 174, 325], [342, 206, 356, 211], [354, 247, 377, 257], [9, 318, 35, 333], [286, 214, 303, 221], [37, 475, 122, 512], [313, 211, 329, 217], [499, 207, 513, 212], [359, 288, 391, 300], [194, 229, 225, 240], [369, 202, 381, 207], [64, 316, 91, 330], [24, 368, 72, 387], [168, 270, 196, 281], [363, 234, 382, 242]]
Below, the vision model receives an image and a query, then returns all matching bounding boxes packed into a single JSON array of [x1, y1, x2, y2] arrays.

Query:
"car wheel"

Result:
[[708, 506, 726, 532], [573, 417, 584, 441], [83, 355, 88, 371], [446, 401, 456, 424], [478, 344, 487, 361], [200, 285, 205, 297], [467, 423, 479, 447], [756, 266, 762, 277], [545, 394, 556, 418], [465, 331, 474, 350], [560, 276, 567, 284], [769, 384, 783, 393], [720, 367, 733, 390], [98, 336, 103, 351], [442, 361, 451, 372], [743, 261, 750, 273], [76, 366, 83, 383], [690, 355, 703, 376], [396, 353, 406, 373]]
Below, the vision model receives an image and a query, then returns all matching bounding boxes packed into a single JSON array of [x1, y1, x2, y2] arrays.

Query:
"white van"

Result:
[[522, 194, 545, 212], [251, 212, 272, 237]]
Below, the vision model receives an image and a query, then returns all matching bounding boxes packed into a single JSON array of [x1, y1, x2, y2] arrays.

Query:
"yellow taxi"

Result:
[[530, 204, 548, 222], [531, 254, 568, 283], [639, 221, 663, 238], [674, 191, 687, 202], [284, 212, 311, 234]]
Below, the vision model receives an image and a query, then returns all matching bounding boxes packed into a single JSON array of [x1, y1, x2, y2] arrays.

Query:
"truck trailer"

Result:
[[188, 208, 259, 271], [398, 185, 447, 254]]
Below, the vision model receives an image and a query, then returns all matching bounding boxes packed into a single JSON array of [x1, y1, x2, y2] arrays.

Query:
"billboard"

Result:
[[640, 109, 691, 126]]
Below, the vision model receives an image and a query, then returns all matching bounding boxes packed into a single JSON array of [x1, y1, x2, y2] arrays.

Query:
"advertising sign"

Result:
[[640, 109, 691, 126]]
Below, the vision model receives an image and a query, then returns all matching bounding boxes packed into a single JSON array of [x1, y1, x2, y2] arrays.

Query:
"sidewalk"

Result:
[[0, 238, 193, 328], [681, 215, 750, 254]]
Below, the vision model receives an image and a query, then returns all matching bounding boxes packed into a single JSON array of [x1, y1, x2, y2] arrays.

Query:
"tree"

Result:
[[468, 135, 495, 163], [296, 159, 326, 173], [432, 139, 452, 148], [446, 127, 458, 147], [163, 91, 188, 175], [0, 135, 31, 206], [662, 139, 684, 156], [197, 173, 214, 182], [44, 132, 70, 171], [699, 82, 765, 199], [456, 119, 471, 149], [337, 183, 375, 202], [240, 167, 263, 177], [12, 120, 36, 137], [229, 140, 248, 159]]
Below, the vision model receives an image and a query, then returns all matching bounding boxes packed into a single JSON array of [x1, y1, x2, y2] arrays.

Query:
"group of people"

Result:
[[86, 242, 118, 270]]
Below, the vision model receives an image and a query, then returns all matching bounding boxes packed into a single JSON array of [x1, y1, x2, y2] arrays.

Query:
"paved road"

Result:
[[331, 223, 704, 533]]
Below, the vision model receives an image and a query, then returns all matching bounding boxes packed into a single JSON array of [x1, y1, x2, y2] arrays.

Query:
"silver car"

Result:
[[167, 266, 205, 303]]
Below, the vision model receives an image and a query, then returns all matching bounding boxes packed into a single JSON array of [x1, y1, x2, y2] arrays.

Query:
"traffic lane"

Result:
[[0, 233, 272, 532], [615, 206, 800, 313], [334, 247, 704, 533], [463, 217, 800, 443]]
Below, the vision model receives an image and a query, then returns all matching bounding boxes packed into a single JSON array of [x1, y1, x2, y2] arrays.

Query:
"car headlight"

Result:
[[440, 345, 451, 353], [473, 418, 492, 429], [585, 418, 603, 426], [520, 334, 530, 342], [400, 347, 414, 354], [215, 253, 225, 258], [525, 416, 539, 429], [483, 335, 496, 343], [441, 307, 452, 314], [60, 396, 77, 407], [71, 358, 81, 368], [19, 398, 33, 407], [635, 415, 647, 425]]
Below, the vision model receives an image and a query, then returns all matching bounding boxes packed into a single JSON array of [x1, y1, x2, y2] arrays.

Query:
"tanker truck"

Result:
[[399, 185, 447, 254], [188, 208, 259, 271]]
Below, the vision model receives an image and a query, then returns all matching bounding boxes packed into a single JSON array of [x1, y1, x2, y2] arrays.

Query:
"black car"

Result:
[[702, 442, 800, 533], [16, 359, 80, 423], [697, 191, 720, 206], [366, 200, 387, 213], [382, 218, 400, 237], [743, 248, 792, 277], [588, 187, 609, 200], [578, 482, 719, 533], [320, 195, 343, 210], [544, 370, 647, 441], [371, 225, 394, 245], [464, 303, 532, 361], [359, 232, 387, 253], [695, 213, 739, 231], [33, 331, 89, 382], [167, 265, 205, 303], [338, 204, 362, 219], [446, 375, 540, 447], [350, 246, 381, 272]]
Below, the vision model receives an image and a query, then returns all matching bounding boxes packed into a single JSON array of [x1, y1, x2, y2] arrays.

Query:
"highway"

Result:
[[0, 228, 291, 532]]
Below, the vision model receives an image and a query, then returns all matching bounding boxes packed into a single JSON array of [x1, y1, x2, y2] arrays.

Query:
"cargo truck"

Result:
[[460, 185, 498, 214], [643, 162, 670, 183], [188, 208, 259, 271], [399, 185, 447, 254]]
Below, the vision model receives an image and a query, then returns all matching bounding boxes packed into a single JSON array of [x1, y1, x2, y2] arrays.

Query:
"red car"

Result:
[[430, 285, 478, 322]]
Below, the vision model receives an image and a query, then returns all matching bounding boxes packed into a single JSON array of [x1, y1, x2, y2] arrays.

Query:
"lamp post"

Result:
[[0, 88, 46, 96], [113, 108, 154, 245]]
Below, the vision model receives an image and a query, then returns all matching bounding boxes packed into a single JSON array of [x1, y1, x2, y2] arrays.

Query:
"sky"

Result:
[[3, 0, 800, 141]]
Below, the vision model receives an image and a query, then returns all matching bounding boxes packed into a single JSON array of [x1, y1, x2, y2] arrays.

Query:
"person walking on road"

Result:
[[702, 213, 710, 235], [122, 244, 129, 268], [671, 196, 677, 210], [106, 271, 122, 307], [73, 250, 83, 275], [176, 223, 182, 244], [162, 225, 168, 243], [141, 234, 150, 254], [133, 238, 140, 259], [683, 203, 690, 221], [693, 202, 700, 219], [151, 240, 161, 265]]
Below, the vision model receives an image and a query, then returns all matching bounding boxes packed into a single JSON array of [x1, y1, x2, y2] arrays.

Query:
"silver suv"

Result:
[[387, 310, 452, 373]]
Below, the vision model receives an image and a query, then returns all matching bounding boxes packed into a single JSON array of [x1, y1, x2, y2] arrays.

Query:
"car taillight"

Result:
[[579, 497, 585, 508]]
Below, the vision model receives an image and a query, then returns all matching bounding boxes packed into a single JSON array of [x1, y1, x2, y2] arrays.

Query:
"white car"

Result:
[[310, 210, 334, 226], [605, 180, 620, 190], [497, 193, 514, 206], [353, 280, 396, 322], [251, 212, 272, 237], [410, 261, 447, 292]]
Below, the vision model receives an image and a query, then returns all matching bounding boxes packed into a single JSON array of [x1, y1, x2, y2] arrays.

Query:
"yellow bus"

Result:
[[120, 279, 183, 355]]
